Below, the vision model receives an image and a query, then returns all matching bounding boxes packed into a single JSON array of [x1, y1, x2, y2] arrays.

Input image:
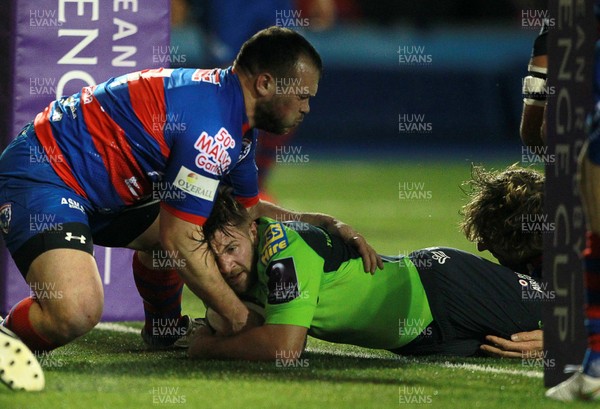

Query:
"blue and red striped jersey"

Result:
[[32, 67, 259, 225]]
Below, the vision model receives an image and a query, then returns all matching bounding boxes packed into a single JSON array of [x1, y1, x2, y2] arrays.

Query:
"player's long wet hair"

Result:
[[460, 164, 544, 271], [200, 186, 252, 251], [233, 26, 322, 79]]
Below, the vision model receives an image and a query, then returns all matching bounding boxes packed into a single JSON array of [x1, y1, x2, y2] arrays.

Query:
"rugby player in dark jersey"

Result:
[[185, 167, 545, 359]]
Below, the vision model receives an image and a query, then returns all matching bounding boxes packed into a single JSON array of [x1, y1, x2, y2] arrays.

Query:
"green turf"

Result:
[[1, 158, 576, 409], [265, 157, 532, 257]]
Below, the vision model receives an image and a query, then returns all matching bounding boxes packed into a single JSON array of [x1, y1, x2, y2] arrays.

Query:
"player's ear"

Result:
[[254, 73, 275, 97], [248, 221, 258, 243]]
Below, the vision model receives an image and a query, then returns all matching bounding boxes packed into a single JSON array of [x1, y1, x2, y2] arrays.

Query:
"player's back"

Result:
[[252, 218, 433, 350], [26, 67, 248, 212]]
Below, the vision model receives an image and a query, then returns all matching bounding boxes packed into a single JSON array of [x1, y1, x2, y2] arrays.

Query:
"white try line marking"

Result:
[[437, 362, 543, 379], [95, 323, 543, 379], [95, 322, 139, 334], [305, 346, 544, 379]]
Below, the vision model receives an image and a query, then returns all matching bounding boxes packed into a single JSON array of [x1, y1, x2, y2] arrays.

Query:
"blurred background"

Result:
[[170, 0, 546, 149], [168, 0, 546, 257]]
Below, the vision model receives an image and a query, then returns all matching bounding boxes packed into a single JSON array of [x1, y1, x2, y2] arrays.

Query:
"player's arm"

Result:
[[480, 329, 543, 358], [247, 199, 383, 274], [520, 20, 548, 147], [520, 54, 547, 147], [159, 207, 249, 335], [188, 323, 308, 360]]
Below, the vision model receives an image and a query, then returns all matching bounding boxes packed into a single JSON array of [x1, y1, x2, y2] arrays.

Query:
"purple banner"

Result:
[[2, 247, 140, 321], [14, 0, 169, 135], [543, 2, 594, 386], [1, 0, 170, 321]]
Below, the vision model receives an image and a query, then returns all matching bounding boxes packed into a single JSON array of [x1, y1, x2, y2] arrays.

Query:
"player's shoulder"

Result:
[[258, 218, 290, 265], [165, 67, 238, 91], [410, 246, 516, 274], [257, 217, 309, 265], [409, 247, 484, 266]]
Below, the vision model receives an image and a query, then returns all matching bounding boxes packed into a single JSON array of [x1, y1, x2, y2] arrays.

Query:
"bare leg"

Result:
[[5, 249, 103, 350]]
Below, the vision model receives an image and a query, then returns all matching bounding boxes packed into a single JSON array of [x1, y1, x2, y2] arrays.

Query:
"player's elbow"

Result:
[[268, 342, 305, 362], [520, 127, 544, 148], [520, 105, 545, 148], [158, 207, 200, 253], [267, 329, 307, 360], [159, 229, 178, 254]]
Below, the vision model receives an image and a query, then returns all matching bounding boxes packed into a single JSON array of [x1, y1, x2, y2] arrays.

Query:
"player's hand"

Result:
[[352, 234, 383, 275], [334, 221, 382, 274], [187, 324, 218, 358], [480, 330, 543, 359]]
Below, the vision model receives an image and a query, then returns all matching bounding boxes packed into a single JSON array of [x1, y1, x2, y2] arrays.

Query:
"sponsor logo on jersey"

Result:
[[51, 108, 63, 122], [124, 69, 174, 84], [173, 166, 219, 201], [124, 176, 141, 198], [193, 127, 236, 175], [431, 250, 450, 264], [60, 197, 85, 213], [260, 222, 289, 264], [0, 204, 11, 234], [191, 69, 221, 84], [81, 85, 96, 104], [238, 137, 252, 162], [266, 257, 301, 304], [515, 272, 555, 300]]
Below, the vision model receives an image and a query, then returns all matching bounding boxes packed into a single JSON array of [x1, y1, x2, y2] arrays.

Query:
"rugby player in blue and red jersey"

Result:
[[0, 27, 382, 354]]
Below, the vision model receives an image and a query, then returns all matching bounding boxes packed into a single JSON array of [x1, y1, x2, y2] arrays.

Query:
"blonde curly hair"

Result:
[[460, 164, 544, 268]]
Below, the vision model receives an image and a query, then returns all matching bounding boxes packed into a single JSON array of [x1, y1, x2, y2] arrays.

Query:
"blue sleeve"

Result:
[[222, 130, 259, 207]]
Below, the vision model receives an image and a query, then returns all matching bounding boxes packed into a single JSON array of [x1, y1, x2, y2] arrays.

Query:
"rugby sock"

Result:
[[132, 252, 185, 340], [582, 232, 600, 377], [3, 297, 55, 353]]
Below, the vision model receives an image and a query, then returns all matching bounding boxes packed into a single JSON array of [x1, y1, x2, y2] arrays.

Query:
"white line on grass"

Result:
[[304, 347, 544, 379], [95, 322, 139, 334], [96, 323, 544, 379], [438, 362, 543, 379]]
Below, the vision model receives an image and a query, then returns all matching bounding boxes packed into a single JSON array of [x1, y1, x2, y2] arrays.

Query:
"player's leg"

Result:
[[130, 216, 187, 347], [4, 248, 103, 350], [546, 126, 600, 401], [0, 172, 101, 351], [94, 203, 187, 347]]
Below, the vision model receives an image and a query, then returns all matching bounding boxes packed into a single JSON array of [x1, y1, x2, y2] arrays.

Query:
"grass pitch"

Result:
[[2, 157, 580, 409]]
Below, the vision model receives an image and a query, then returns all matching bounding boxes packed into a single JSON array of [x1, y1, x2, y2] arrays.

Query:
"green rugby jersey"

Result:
[[245, 217, 434, 349]]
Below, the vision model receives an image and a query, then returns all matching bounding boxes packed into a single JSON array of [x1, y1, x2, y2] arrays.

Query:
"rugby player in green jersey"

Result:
[[186, 166, 544, 360]]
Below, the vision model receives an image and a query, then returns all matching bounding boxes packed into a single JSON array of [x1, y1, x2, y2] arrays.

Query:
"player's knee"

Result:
[[49, 299, 103, 343]]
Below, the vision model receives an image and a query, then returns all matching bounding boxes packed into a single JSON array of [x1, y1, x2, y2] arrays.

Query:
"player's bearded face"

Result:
[[254, 58, 319, 135], [211, 224, 258, 294]]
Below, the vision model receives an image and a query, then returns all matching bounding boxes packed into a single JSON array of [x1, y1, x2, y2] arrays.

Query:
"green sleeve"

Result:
[[261, 229, 324, 328]]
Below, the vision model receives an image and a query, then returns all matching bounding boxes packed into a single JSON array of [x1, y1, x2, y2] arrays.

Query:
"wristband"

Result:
[[523, 98, 546, 107], [523, 75, 547, 106], [527, 64, 548, 79]]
